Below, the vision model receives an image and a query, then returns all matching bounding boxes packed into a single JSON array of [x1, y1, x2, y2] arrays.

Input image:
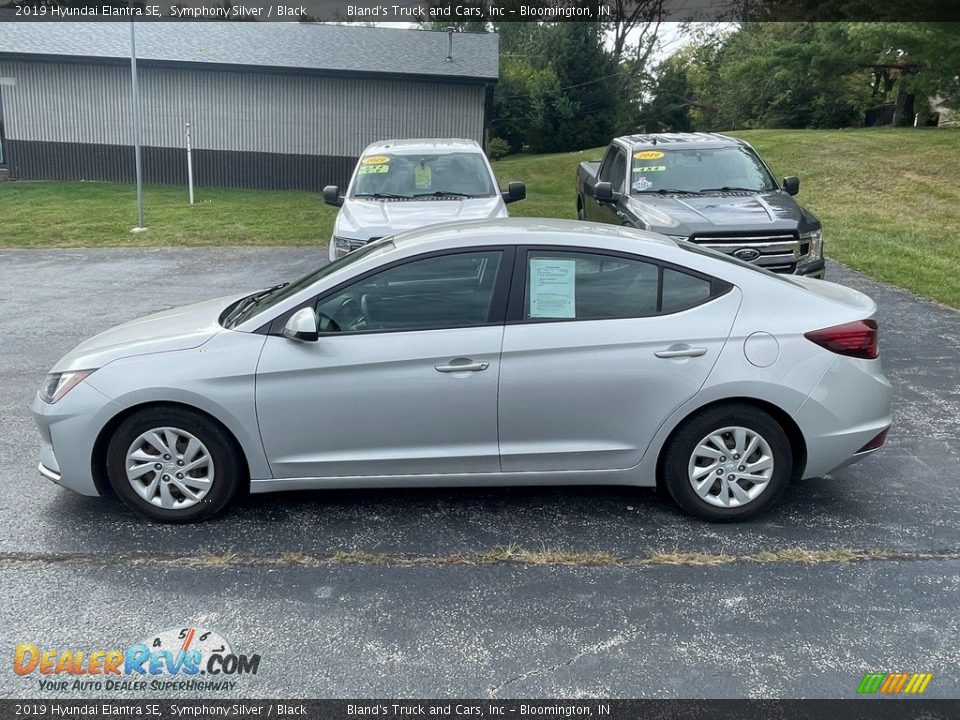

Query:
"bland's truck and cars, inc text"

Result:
[[577, 133, 826, 278]]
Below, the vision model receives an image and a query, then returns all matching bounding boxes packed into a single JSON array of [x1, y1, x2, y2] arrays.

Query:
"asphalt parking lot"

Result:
[[1, 248, 958, 699]]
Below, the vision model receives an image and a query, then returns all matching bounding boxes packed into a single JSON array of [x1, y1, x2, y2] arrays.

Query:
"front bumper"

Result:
[[794, 257, 826, 279], [38, 461, 62, 483], [30, 381, 123, 497]]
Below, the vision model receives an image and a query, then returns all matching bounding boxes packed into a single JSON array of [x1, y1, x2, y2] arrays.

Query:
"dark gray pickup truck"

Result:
[[576, 132, 825, 277]]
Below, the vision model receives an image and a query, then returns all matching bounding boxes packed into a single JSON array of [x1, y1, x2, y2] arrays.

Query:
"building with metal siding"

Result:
[[0, 23, 498, 189]]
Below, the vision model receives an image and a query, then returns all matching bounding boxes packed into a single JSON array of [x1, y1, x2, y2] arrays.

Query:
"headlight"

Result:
[[39, 370, 95, 404], [801, 228, 823, 258], [332, 236, 368, 257]]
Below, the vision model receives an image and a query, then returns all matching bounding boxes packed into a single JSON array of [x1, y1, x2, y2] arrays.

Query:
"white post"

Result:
[[186, 122, 194, 205]]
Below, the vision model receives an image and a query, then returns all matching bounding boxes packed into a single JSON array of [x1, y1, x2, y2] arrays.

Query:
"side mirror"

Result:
[[502, 181, 526, 204], [282, 308, 319, 342], [593, 181, 614, 203], [322, 185, 343, 207], [782, 176, 800, 196]]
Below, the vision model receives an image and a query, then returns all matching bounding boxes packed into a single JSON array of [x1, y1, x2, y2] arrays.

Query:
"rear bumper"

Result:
[[794, 355, 892, 478]]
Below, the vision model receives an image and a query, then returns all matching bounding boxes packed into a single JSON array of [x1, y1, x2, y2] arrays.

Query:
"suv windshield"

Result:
[[224, 238, 395, 328], [630, 145, 777, 195], [351, 151, 495, 199]]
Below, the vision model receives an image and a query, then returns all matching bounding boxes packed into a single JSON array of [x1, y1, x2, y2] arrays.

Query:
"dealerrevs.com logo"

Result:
[[13, 626, 261, 692]]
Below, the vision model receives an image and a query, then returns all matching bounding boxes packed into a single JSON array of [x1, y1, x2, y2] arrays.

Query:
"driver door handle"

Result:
[[435, 360, 489, 373], [655, 345, 708, 359]]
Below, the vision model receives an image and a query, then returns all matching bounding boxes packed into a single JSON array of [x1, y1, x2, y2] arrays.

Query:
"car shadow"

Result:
[[35, 471, 925, 561]]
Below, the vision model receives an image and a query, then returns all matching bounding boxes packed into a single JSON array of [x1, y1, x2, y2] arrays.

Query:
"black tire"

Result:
[[106, 407, 243, 523], [660, 404, 793, 522], [577, 200, 585, 221]]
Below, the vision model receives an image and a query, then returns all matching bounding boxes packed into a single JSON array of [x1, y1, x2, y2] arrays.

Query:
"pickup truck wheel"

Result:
[[577, 201, 585, 221]]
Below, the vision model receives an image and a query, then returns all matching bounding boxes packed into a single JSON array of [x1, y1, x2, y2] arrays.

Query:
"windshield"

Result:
[[226, 238, 395, 328], [350, 151, 496, 199], [630, 146, 777, 195]]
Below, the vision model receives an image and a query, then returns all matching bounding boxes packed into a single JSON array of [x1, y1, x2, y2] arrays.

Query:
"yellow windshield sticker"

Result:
[[358, 165, 389, 175], [633, 165, 666, 172], [414, 163, 432, 189], [361, 155, 391, 165], [633, 150, 665, 160]]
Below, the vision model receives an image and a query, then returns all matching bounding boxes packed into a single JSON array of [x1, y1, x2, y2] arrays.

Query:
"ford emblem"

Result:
[[733, 247, 761, 262]]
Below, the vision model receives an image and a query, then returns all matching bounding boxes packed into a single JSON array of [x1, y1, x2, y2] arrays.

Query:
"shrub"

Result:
[[487, 137, 511, 160]]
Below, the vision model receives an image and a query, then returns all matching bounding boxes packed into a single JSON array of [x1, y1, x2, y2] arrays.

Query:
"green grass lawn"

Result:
[[2, 128, 959, 307], [0, 181, 337, 247], [501, 128, 960, 309], [734, 129, 960, 310]]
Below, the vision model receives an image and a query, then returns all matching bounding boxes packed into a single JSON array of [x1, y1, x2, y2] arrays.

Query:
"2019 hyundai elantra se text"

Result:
[[31, 218, 891, 523]]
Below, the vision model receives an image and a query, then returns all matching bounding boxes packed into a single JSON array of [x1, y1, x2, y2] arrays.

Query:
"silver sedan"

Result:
[[31, 218, 892, 523]]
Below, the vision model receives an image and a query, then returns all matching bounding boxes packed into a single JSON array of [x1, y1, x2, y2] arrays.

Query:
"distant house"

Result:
[[0, 23, 498, 189]]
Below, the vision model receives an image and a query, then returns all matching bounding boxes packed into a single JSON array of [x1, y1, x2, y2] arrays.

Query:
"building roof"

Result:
[[0, 22, 499, 82]]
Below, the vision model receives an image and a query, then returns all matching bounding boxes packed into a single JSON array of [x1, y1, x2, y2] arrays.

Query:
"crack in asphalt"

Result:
[[2, 548, 960, 569], [487, 623, 640, 698]]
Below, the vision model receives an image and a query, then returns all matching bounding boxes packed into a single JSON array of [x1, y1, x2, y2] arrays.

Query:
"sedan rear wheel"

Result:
[[107, 407, 242, 523], [662, 404, 792, 521]]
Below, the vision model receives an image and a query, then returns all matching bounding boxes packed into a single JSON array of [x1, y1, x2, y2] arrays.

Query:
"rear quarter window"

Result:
[[661, 267, 712, 313]]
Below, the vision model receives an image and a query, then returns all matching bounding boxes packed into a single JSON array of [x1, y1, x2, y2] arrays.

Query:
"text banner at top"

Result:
[[1, 0, 958, 23]]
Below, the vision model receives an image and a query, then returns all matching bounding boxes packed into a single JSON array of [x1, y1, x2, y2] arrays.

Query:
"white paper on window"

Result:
[[529, 258, 576, 319]]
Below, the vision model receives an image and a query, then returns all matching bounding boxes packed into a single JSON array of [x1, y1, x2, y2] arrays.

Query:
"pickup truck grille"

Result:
[[690, 232, 803, 273]]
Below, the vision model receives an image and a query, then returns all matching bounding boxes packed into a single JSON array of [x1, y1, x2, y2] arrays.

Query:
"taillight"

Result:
[[804, 319, 878, 359]]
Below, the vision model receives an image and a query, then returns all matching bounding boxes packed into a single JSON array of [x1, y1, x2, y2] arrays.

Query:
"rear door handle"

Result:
[[435, 359, 489, 373], [654, 345, 708, 359]]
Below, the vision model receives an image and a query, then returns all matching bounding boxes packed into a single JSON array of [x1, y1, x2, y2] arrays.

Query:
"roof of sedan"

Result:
[[391, 217, 679, 249]]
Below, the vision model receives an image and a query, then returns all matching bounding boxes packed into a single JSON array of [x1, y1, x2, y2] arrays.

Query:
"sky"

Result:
[[367, 21, 716, 66]]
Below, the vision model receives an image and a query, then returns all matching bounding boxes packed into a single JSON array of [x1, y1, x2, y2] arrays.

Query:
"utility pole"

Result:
[[129, 14, 146, 231]]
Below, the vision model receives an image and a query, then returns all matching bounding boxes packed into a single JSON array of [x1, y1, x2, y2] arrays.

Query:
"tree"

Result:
[[650, 23, 876, 130], [533, 22, 623, 150], [848, 22, 960, 112]]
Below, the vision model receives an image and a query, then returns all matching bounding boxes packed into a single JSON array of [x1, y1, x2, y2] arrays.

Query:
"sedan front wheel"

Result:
[[661, 404, 792, 521], [106, 407, 243, 523]]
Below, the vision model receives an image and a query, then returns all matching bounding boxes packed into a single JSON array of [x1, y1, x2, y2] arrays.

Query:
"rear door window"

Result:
[[520, 250, 725, 322]]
